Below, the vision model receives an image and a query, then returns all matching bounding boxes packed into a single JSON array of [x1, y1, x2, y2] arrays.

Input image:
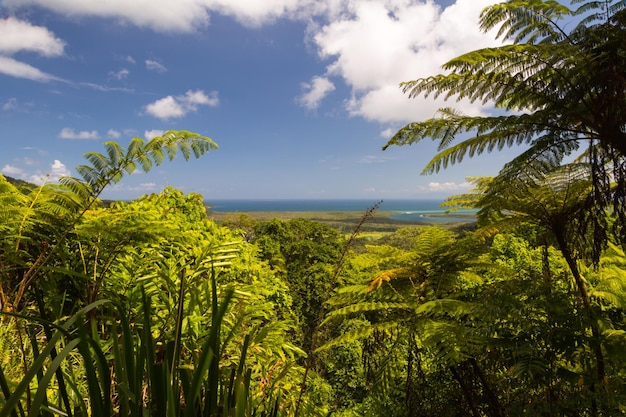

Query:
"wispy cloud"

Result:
[[109, 68, 129, 80], [359, 155, 396, 164], [297, 76, 335, 110], [81, 82, 134, 92], [0, 56, 63, 82], [145, 90, 219, 120], [145, 59, 167, 73], [2, 97, 17, 111]]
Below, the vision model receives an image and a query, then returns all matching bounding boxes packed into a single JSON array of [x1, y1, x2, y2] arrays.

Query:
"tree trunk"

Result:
[[554, 229, 605, 416], [450, 363, 481, 417]]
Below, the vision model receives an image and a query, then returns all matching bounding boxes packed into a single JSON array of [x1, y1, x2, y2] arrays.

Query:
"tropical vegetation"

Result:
[[3, 0, 626, 416]]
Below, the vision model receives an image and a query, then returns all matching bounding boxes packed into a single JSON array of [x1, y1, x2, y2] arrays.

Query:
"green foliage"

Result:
[[385, 0, 626, 254], [253, 219, 344, 347], [0, 131, 217, 315], [0, 268, 296, 417], [0, 134, 333, 416]]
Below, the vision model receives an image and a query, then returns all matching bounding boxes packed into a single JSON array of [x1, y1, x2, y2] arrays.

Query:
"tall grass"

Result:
[[0, 267, 288, 417]]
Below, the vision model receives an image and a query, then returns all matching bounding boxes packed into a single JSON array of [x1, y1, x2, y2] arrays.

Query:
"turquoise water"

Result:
[[205, 199, 476, 223]]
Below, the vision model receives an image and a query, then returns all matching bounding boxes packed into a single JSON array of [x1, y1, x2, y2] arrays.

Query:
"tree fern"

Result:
[[386, 0, 626, 255], [1, 131, 217, 314]]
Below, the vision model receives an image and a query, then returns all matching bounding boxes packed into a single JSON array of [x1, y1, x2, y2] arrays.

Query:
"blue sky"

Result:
[[0, 0, 514, 200]]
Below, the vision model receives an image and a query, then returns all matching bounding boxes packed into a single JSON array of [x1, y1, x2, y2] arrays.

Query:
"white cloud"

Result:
[[207, 0, 306, 27], [0, 55, 62, 82], [2, 97, 17, 111], [109, 68, 129, 80], [359, 155, 395, 164], [1, 164, 24, 176], [29, 160, 71, 185], [0, 17, 65, 56], [298, 76, 335, 110], [21, 157, 37, 166], [4, 0, 212, 32], [107, 129, 121, 139], [184, 89, 219, 106], [145, 96, 185, 119], [0, 18, 65, 82], [427, 181, 472, 192], [380, 127, 396, 138], [81, 82, 134, 92], [308, 0, 502, 123], [139, 182, 156, 190], [4, 0, 311, 31], [145, 90, 219, 120], [145, 129, 165, 140], [2, 0, 503, 123], [59, 128, 99, 140], [124, 55, 136, 64], [145, 60, 167, 73]]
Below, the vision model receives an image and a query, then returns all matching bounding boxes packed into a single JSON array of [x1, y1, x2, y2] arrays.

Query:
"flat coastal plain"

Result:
[[207, 209, 475, 234]]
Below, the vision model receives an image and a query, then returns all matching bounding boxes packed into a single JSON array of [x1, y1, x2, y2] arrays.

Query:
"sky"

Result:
[[0, 0, 514, 200]]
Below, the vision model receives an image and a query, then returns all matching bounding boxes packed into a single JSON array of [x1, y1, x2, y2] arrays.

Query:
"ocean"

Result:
[[205, 199, 476, 224]]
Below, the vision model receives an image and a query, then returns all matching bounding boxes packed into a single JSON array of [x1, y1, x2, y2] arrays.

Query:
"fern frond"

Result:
[[322, 301, 414, 325], [315, 321, 399, 353], [480, 0, 573, 44], [367, 268, 414, 292]]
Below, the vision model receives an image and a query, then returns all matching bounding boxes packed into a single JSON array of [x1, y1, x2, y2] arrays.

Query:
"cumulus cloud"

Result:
[[0, 17, 65, 56], [297, 76, 335, 110], [145, 60, 167, 73], [0, 17, 65, 82], [145, 90, 219, 120], [1, 164, 24, 176], [145, 96, 185, 119], [308, 0, 502, 123], [59, 128, 99, 140], [29, 160, 71, 185], [144, 129, 165, 139]]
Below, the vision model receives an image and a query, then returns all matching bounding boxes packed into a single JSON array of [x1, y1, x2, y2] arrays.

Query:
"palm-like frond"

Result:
[[480, 0, 574, 43]]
